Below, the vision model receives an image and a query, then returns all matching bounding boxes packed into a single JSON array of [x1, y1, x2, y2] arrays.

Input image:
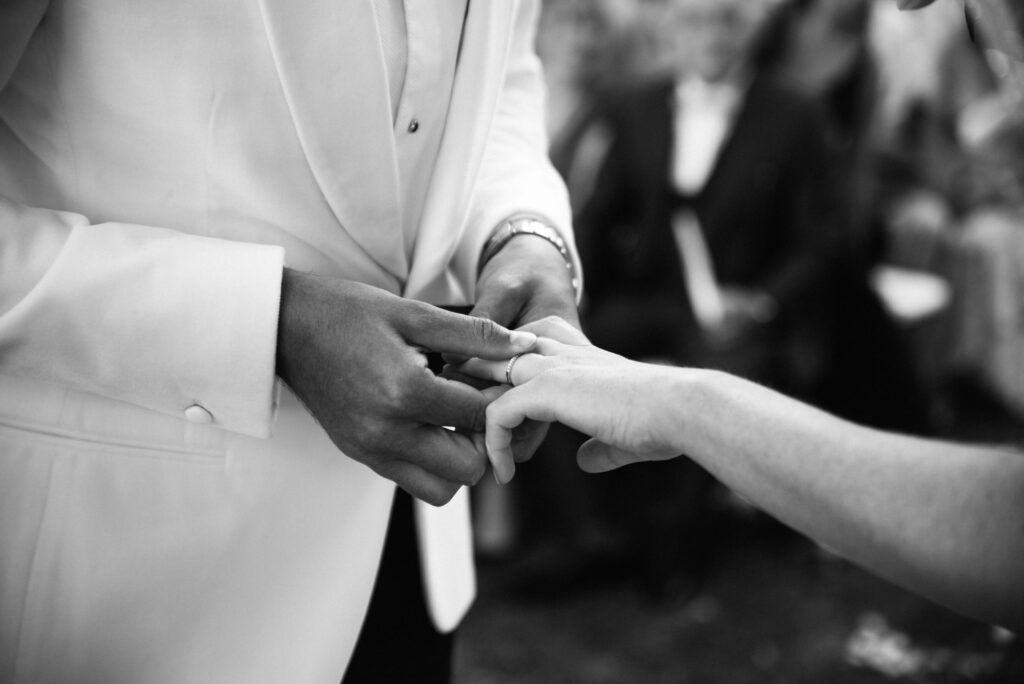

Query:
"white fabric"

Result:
[[670, 76, 743, 330], [392, 1, 469, 257], [671, 76, 744, 193], [946, 209, 1024, 418], [371, 0, 407, 121], [672, 209, 726, 330], [0, 1, 574, 682]]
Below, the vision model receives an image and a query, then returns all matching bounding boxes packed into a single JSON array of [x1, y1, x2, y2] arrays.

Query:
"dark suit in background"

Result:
[[578, 74, 838, 382], [569, 74, 840, 595]]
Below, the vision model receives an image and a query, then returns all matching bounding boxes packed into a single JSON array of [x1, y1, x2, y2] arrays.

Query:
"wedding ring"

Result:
[[505, 353, 523, 387]]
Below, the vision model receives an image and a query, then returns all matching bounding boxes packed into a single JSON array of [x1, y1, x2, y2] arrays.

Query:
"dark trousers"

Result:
[[341, 490, 454, 683]]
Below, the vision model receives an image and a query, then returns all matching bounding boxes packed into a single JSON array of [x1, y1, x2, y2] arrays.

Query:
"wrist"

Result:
[[276, 268, 311, 388], [479, 217, 581, 300], [659, 366, 715, 455]]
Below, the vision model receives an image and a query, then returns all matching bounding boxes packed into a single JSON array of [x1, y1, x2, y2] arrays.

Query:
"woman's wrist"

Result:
[[655, 366, 713, 456]]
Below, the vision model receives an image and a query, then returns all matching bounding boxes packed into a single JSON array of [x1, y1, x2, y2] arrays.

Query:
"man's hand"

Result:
[[473, 233, 580, 331], [276, 268, 537, 506], [457, 233, 581, 463], [456, 316, 684, 484]]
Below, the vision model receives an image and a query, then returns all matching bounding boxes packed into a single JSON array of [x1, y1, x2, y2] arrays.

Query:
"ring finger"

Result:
[[458, 351, 547, 387]]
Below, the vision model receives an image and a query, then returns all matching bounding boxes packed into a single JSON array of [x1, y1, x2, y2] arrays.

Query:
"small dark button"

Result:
[[407, 119, 420, 133]]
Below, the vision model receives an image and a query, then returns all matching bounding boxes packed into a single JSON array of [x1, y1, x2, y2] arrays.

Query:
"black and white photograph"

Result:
[[0, 0, 1020, 682]]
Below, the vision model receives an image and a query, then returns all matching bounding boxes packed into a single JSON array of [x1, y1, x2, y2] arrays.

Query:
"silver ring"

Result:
[[505, 353, 523, 387]]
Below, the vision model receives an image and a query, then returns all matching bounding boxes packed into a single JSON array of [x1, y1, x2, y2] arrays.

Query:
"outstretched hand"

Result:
[[276, 269, 537, 506], [459, 317, 687, 483], [446, 234, 581, 465]]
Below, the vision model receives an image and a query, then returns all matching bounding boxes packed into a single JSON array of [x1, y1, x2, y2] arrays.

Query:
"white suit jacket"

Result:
[[0, 1, 574, 682]]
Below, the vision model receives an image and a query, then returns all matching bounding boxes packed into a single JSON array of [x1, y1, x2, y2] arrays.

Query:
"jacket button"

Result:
[[407, 118, 420, 133], [184, 404, 214, 424]]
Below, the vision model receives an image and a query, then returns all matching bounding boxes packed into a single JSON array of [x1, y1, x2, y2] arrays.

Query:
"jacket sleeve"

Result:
[[452, 0, 580, 297], [0, 3, 285, 439]]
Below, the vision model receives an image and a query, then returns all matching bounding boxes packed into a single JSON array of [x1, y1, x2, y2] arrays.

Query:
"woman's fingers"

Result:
[[452, 318, 595, 388], [515, 316, 591, 345], [484, 397, 519, 484], [484, 380, 565, 483], [479, 385, 513, 483], [457, 351, 547, 387]]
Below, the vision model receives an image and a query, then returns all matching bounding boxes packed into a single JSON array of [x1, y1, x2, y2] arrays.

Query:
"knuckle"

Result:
[[485, 272, 530, 305], [351, 416, 406, 459], [500, 273, 532, 300], [377, 374, 417, 413], [463, 457, 488, 487], [344, 421, 381, 454], [423, 483, 459, 507], [540, 314, 565, 327], [544, 313, 577, 331], [446, 452, 486, 487], [406, 300, 438, 331], [535, 366, 569, 389], [471, 315, 501, 344]]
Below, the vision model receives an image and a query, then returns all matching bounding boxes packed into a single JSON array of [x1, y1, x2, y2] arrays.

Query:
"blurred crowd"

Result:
[[474, 0, 1024, 603]]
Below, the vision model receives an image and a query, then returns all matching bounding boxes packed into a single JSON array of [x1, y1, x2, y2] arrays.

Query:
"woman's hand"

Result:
[[457, 316, 689, 483]]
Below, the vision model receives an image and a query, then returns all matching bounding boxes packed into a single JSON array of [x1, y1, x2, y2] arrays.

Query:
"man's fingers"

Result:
[[439, 290, 530, 366], [439, 364, 494, 391], [480, 384, 511, 402], [386, 459, 464, 507], [408, 372, 492, 432], [389, 424, 489, 488], [401, 302, 536, 360], [455, 357, 504, 386], [576, 438, 641, 473]]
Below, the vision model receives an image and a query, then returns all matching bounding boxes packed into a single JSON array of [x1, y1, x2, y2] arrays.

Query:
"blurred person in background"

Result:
[[578, 0, 837, 416], [870, 0, 1024, 420], [457, 0, 1024, 635], [760, 0, 938, 434], [562, 0, 842, 598], [767, 0, 879, 231], [539, 0, 659, 211]]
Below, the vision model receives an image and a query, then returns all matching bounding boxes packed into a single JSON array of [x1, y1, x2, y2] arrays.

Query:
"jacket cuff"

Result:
[[1, 223, 286, 438]]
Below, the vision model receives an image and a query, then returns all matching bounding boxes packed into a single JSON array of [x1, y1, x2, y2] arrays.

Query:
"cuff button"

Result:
[[184, 404, 214, 424]]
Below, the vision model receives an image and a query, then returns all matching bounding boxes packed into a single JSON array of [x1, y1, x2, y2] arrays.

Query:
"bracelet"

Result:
[[479, 218, 581, 299]]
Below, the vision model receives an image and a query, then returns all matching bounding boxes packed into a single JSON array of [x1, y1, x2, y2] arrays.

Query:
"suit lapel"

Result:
[[699, 76, 765, 246], [257, 0, 406, 280], [404, 0, 514, 300]]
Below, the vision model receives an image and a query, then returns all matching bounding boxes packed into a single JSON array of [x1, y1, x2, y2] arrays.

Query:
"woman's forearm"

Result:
[[671, 369, 1024, 630]]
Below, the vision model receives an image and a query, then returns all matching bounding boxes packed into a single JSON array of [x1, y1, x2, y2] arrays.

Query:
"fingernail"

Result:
[[493, 468, 503, 486], [510, 331, 537, 350]]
